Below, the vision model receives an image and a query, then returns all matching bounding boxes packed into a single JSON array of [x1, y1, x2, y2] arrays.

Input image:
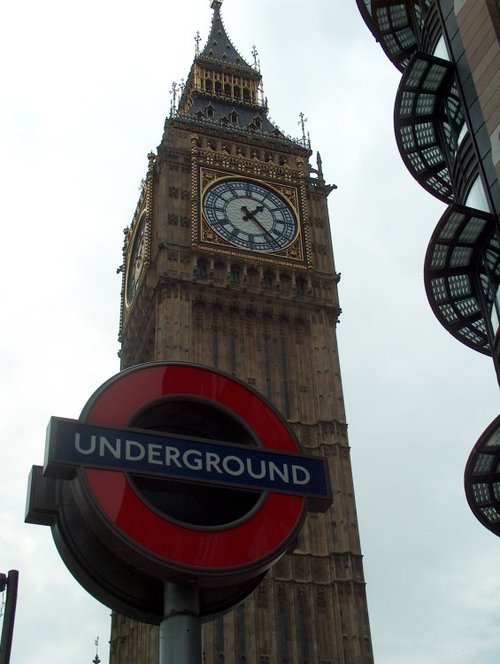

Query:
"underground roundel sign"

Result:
[[26, 363, 331, 623]]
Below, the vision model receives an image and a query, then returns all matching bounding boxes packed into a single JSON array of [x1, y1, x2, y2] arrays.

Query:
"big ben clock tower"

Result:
[[113, 2, 373, 663]]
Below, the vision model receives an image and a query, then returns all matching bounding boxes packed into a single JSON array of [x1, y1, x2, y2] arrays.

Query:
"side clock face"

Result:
[[125, 214, 148, 307], [203, 180, 297, 252]]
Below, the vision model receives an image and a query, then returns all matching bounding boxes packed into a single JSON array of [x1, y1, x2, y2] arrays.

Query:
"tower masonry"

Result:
[[113, 3, 373, 663]]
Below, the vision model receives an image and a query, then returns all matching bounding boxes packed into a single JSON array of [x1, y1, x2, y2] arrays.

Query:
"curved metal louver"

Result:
[[425, 204, 499, 355], [356, 0, 420, 71], [465, 415, 500, 537], [395, 53, 465, 203]]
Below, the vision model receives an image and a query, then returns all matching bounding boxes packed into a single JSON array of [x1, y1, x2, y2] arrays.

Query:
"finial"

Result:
[[298, 112, 308, 146], [252, 45, 259, 69], [258, 78, 265, 106], [195, 30, 201, 55], [211, 0, 222, 11], [92, 637, 101, 664], [316, 152, 323, 178], [170, 81, 178, 117]]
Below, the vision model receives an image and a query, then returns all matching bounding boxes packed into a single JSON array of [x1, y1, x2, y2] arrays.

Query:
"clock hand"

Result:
[[243, 214, 280, 250], [239, 204, 280, 249], [241, 205, 264, 221]]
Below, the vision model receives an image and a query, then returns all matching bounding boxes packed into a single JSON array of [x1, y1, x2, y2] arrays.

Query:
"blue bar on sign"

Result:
[[44, 417, 331, 508]]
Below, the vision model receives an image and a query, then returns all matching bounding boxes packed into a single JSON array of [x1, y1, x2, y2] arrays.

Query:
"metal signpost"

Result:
[[26, 363, 332, 664], [0, 570, 19, 664]]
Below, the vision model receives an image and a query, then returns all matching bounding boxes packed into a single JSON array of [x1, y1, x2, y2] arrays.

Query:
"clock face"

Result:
[[203, 179, 297, 252], [125, 213, 147, 307]]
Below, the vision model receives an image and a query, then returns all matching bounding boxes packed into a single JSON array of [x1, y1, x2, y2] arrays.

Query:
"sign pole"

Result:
[[159, 582, 201, 664], [0, 570, 19, 664]]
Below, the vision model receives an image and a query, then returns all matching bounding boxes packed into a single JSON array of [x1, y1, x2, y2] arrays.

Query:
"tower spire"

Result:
[[171, 0, 310, 152], [197, 0, 254, 73]]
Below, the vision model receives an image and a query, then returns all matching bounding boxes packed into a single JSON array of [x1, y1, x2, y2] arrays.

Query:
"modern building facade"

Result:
[[356, 0, 499, 534], [110, 2, 373, 663]]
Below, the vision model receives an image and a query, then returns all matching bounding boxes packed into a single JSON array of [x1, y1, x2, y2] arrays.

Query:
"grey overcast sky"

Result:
[[1, 1, 499, 662]]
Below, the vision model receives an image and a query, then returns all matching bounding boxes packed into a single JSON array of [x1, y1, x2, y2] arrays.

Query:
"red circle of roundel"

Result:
[[81, 363, 304, 572]]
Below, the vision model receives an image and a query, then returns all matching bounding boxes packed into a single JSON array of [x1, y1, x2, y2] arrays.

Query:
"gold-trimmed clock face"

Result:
[[125, 213, 148, 307], [203, 179, 298, 253]]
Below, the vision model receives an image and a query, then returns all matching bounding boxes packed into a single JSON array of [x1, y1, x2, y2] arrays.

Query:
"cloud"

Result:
[[1, 1, 498, 663]]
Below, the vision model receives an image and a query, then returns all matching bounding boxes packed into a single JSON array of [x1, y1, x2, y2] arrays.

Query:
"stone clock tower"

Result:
[[112, 2, 373, 662]]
